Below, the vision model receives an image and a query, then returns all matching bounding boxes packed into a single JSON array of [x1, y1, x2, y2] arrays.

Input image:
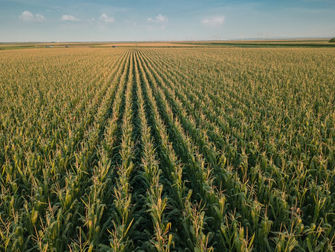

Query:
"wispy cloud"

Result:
[[61, 14, 79, 22], [202, 16, 224, 26], [100, 13, 115, 23], [147, 14, 168, 23], [19, 10, 45, 22]]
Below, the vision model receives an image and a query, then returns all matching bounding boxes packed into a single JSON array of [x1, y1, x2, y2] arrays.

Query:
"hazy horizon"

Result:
[[0, 37, 333, 44], [0, 0, 335, 42]]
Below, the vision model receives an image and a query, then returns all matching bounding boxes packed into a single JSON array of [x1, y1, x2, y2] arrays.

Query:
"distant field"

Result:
[[181, 39, 335, 48], [1, 46, 335, 251], [98, 42, 199, 47], [1, 39, 335, 50], [0, 42, 197, 50]]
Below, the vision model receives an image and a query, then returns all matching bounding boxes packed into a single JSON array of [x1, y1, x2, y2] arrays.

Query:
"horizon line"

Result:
[[0, 37, 333, 44]]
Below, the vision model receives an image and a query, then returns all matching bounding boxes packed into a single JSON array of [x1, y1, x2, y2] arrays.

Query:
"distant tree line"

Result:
[[330, 38, 335, 43]]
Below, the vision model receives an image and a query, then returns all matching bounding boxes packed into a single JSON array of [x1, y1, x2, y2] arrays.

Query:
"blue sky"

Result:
[[0, 0, 334, 42]]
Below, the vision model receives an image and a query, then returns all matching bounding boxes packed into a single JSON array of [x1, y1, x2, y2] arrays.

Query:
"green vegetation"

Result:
[[0, 46, 335, 251], [0, 45, 35, 50], [182, 40, 335, 48], [330, 38, 335, 43]]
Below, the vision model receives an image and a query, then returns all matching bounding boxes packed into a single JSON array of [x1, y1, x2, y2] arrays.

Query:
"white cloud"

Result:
[[202, 16, 225, 26], [61, 15, 79, 22], [156, 14, 168, 23], [147, 14, 168, 23], [20, 11, 34, 21], [19, 10, 45, 22], [100, 13, 115, 23]]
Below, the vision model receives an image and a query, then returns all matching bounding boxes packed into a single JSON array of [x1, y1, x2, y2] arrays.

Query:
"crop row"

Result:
[[1, 47, 335, 251]]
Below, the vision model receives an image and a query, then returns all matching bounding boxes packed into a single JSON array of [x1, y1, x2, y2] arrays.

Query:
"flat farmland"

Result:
[[1, 46, 335, 251]]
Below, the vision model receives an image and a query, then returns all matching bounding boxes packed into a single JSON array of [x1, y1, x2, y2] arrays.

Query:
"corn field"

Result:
[[0, 47, 335, 251]]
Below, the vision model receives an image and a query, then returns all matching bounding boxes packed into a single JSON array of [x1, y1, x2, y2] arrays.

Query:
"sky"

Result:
[[0, 0, 334, 42]]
